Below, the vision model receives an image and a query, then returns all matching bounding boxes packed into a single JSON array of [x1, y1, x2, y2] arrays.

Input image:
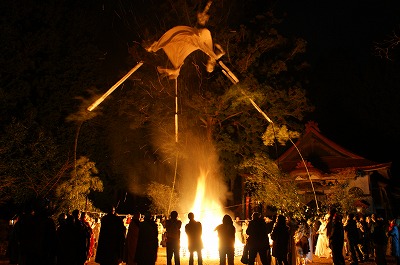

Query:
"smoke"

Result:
[[178, 134, 228, 217]]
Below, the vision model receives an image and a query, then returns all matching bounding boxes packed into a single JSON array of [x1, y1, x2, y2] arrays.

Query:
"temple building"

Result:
[[277, 121, 394, 218]]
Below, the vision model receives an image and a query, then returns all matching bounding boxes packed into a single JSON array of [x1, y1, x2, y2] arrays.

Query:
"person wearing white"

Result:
[[314, 217, 331, 258]]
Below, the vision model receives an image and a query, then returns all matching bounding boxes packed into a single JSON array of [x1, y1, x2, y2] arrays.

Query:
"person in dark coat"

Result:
[[185, 212, 203, 265], [135, 213, 159, 265], [371, 217, 387, 265], [344, 213, 364, 265], [124, 211, 141, 265], [7, 215, 20, 265], [57, 214, 78, 265], [72, 209, 90, 265], [388, 218, 400, 265], [215, 214, 235, 265], [246, 212, 271, 265], [165, 211, 182, 265], [95, 207, 126, 265], [14, 203, 57, 265], [270, 215, 289, 265], [329, 213, 345, 265]]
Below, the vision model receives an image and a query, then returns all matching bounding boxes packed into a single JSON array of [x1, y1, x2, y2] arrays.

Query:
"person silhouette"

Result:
[[185, 212, 203, 265], [95, 207, 126, 265], [215, 214, 235, 265], [246, 212, 271, 265], [165, 211, 182, 265], [135, 213, 158, 265], [124, 211, 141, 265]]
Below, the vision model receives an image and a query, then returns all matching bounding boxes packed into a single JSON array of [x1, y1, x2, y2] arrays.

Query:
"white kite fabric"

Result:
[[146, 26, 223, 79]]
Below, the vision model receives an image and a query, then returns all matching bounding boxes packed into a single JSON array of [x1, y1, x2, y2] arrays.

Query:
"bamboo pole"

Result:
[[87, 61, 144, 111]]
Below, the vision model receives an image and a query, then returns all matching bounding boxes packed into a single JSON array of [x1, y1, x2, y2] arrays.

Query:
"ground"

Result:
[[0, 246, 396, 264], [85, 247, 397, 265]]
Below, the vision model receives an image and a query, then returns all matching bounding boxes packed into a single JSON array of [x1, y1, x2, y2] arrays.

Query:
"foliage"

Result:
[[146, 181, 179, 216], [55, 156, 103, 215], [0, 118, 67, 205], [262, 124, 301, 146], [241, 153, 305, 220], [323, 168, 362, 214]]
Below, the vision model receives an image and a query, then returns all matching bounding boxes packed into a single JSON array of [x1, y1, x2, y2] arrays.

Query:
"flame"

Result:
[[180, 168, 243, 258]]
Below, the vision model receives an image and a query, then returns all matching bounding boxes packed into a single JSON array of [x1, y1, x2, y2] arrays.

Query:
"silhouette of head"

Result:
[[348, 213, 355, 220], [251, 212, 260, 220], [333, 213, 342, 223], [144, 212, 152, 221], [132, 210, 141, 220], [188, 212, 194, 220], [72, 209, 80, 220], [171, 211, 178, 219], [276, 214, 286, 225], [222, 214, 233, 225]]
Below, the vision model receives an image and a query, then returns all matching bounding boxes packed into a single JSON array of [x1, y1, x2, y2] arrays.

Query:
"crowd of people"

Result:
[[308, 211, 400, 265], [236, 211, 400, 265], [7, 206, 102, 265], [5, 204, 400, 265]]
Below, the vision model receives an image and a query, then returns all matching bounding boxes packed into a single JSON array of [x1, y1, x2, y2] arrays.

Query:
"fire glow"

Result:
[[179, 168, 244, 258]]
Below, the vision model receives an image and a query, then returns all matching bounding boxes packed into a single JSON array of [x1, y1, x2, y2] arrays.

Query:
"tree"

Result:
[[146, 181, 179, 216], [241, 153, 305, 220], [0, 117, 67, 204], [323, 168, 362, 214], [55, 156, 103, 215]]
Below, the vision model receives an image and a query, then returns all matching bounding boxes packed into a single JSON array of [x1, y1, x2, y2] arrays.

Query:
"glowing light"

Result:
[[180, 168, 244, 258]]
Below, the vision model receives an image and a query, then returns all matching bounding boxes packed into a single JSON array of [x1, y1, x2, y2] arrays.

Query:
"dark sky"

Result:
[[276, 1, 400, 176]]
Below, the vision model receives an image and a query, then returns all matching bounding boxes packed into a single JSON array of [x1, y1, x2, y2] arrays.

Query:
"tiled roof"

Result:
[[277, 121, 391, 173]]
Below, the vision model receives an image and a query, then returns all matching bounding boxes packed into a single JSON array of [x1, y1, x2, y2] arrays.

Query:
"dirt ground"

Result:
[[85, 247, 398, 265]]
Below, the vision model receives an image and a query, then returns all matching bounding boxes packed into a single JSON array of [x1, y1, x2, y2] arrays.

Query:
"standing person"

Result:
[[57, 214, 76, 265], [124, 211, 141, 265], [314, 216, 331, 258], [156, 217, 165, 247], [7, 215, 20, 265], [365, 215, 375, 259], [305, 220, 314, 263], [234, 217, 243, 243], [311, 218, 321, 253], [135, 213, 159, 265], [80, 212, 94, 261], [95, 207, 126, 265], [246, 212, 271, 265], [270, 215, 290, 265], [92, 218, 101, 260], [242, 219, 249, 244], [388, 218, 400, 265], [326, 209, 336, 240], [371, 217, 387, 265], [165, 211, 182, 265], [329, 213, 345, 265], [71, 209, 90, 265], [185, 212, 203, 265], [15, 202, 57, 265], [294, 221, 310, 265], [215, 215, 235, 265], [344, 213, 363, 265], [357, 215, 369, 261]]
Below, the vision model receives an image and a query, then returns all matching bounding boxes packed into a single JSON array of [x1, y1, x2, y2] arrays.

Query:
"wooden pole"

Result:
[[87, 61, 144, 111]]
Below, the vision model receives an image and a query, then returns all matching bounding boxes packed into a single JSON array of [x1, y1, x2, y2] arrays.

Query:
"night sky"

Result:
[[276, 1, 400, 178]]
